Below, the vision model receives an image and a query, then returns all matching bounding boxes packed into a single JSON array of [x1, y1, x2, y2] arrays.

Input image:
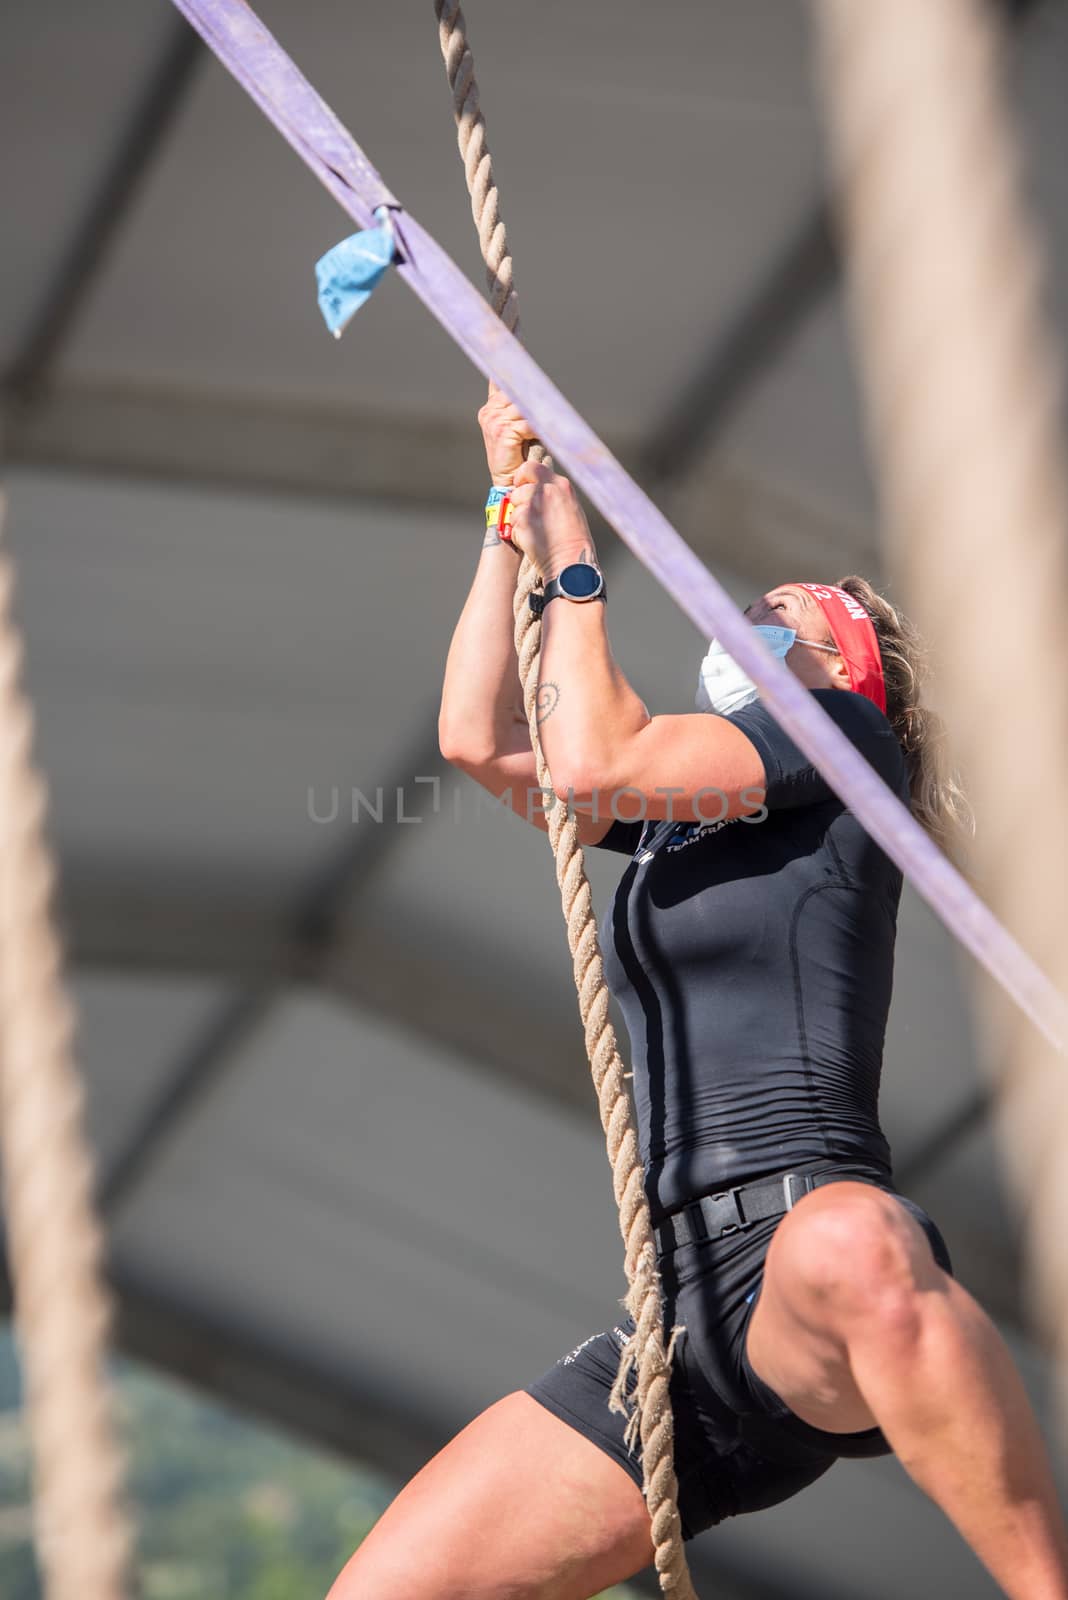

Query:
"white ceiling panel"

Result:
[[6, 469, 475, 893], [111, 991, 631, 1424]]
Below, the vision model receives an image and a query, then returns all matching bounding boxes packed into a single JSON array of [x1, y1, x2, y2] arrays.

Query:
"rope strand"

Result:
[[433, 5, 695, 1592], [0, 497, 134, 1599]]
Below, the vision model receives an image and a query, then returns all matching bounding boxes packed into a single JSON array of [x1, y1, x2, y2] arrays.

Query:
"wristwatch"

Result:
[[529, 563, 607, 617]]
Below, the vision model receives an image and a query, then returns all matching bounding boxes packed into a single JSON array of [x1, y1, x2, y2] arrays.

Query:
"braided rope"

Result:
[[0, 498, 134, 1597], [811, 0, 1068, 1370], [434, 4, 695, 1592]]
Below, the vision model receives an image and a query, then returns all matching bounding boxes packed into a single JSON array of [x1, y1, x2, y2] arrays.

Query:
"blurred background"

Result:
[[1, 1, 1067, 1596]]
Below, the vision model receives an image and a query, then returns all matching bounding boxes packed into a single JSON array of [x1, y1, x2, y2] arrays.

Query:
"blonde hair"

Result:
[[835, 575, 972, 860]]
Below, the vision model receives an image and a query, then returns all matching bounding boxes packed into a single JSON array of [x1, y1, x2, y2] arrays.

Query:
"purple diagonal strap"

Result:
[[169, 0, 1066, 1051]]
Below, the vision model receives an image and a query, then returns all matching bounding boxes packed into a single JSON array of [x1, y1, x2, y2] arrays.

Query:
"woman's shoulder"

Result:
[[729, 688, 906, 798]]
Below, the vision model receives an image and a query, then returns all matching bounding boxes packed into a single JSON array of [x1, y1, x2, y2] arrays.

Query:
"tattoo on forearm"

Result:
[[482, 528, 522, 554], [535, 681, 560, 723], [545, 545, 599, 582]]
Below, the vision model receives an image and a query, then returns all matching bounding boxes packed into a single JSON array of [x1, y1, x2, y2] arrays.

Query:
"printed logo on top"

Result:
[[664, 816, 743, 852], [632, 815, 745, 857]]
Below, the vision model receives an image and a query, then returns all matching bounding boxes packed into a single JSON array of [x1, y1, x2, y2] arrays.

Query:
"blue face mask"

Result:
[[695, 626, 797, 715]]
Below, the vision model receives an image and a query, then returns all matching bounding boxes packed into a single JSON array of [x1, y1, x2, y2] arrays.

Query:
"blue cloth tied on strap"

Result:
[[315, 208, 396, 337]]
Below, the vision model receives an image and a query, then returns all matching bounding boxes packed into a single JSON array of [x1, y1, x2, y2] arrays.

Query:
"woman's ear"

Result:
[[829, 653, 852, 690]]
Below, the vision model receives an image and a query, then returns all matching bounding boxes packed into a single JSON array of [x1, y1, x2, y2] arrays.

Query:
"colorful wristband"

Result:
[[485, 485, 515, 541]]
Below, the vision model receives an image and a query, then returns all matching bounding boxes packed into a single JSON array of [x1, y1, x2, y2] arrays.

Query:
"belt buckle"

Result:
[[701, 1187, 747, 1239], [782, 1172, 812, 1211]]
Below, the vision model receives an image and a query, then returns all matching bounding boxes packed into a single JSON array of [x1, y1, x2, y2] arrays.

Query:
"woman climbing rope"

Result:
[[327, 388, 1068, 1600]]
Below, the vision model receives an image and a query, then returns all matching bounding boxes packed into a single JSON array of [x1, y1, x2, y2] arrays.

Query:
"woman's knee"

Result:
[[766, 1183, 940, 1337]]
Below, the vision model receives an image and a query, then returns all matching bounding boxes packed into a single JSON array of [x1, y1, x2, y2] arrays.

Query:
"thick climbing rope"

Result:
[[812, 0, 1068, 1375], [434, 5, 696, 1592], [0, 499, 134, 1597]]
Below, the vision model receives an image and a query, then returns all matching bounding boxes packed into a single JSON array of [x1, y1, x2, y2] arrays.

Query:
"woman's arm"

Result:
[[438, 547, 622, 844], [508, 461, 769, 824], [437, 388, 617, 844], [437, 518, 527, 764], [440, 395, 769, 834], [438, 385, 541, 764]]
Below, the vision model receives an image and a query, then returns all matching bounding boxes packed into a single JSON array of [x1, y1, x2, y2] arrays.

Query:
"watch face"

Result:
[[559, 563, 603, 600]]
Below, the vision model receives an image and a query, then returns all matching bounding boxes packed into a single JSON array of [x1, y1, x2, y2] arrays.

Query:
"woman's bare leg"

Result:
[[326, 1391, 654, 1600], [746, 1183, 1068, 1600]]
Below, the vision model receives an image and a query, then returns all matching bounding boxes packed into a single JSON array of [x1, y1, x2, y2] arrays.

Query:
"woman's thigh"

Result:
[[744, 1181, 950, 1435], [327, 1391, 654, 1600]]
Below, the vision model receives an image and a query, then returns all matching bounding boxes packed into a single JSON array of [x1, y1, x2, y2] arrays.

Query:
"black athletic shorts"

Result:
[[526, 1160, 953, 1540]]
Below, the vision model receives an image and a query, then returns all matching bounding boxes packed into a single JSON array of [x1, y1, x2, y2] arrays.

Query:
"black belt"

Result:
[[654, 1171, 845, 1255]]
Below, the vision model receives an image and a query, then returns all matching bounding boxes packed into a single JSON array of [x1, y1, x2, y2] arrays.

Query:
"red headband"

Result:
[[793, 583, 887, 715]]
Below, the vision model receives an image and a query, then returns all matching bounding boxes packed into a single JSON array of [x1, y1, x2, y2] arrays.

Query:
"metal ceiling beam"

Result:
[[2, 380, 495, 512], [3, 19, 203, 403], [1, 377, 869, 590]]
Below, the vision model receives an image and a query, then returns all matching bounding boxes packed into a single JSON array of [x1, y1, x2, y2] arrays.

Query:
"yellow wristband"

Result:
[[484, 487, 515, 541]]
